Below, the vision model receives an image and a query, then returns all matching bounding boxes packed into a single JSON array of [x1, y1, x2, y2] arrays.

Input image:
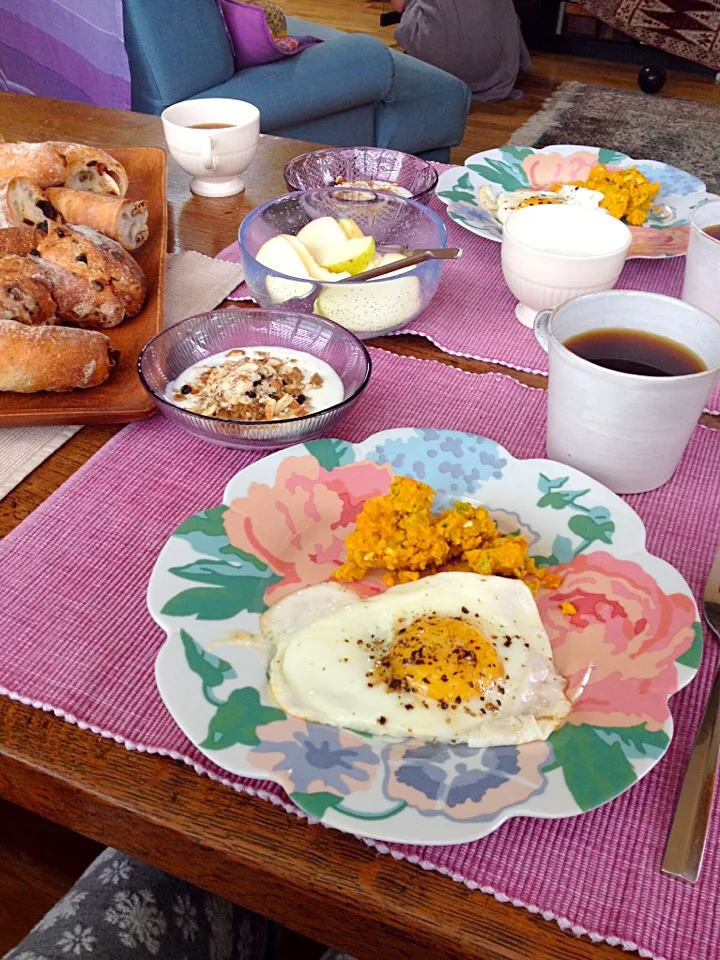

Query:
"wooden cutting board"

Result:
[[0, 145, 167, 426]]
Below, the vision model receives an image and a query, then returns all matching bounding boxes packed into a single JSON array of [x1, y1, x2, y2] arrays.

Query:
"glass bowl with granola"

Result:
[[138, 308, 371, 449]]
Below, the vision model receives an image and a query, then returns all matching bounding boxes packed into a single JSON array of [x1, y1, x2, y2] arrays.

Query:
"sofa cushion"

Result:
[[287, 17, 470, 156], [284, 15, 346, 41], [220, 1, 321, 70], [123, 0, 235, 114], [197, 33, 393, 131], [375, 50, 471, 155], [272, 103, 376, 148]]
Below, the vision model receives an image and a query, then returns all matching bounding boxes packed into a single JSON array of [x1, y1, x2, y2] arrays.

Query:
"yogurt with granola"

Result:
[[167, 347, 344, 421]]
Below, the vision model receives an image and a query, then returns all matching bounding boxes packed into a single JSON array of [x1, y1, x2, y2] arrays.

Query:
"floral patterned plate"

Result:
[[150, 429, 701, 846], [436, 144, 716, 258]]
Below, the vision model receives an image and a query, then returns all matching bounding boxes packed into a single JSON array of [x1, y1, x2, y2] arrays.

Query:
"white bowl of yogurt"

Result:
[[501, 204, 632, 328], [138, 308, 371, 449]]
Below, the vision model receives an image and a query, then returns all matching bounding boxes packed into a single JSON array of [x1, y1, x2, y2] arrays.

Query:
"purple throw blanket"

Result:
[[0, 0, 131, 109]]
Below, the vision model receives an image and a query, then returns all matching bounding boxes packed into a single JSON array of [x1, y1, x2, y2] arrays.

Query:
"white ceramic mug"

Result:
[[534, 290, 720, 494], [682, 196, 720, 322], [161, 98, 260, 197], [502, 205, 632, 328]]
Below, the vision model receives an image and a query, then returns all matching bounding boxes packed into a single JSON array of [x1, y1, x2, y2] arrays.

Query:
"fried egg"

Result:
[[261, 573, 571, 746], [478, 185, 605, 224]]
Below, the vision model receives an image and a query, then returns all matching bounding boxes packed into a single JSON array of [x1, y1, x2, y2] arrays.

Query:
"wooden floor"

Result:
[[285, 0, 720, 164], [3, 3, 720, 955]]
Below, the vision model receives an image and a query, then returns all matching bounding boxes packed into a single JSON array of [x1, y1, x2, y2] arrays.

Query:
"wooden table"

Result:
[[0, 93, 705, 960]]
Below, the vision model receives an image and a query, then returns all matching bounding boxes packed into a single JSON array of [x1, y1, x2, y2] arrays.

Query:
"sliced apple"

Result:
[[377, 251, 414, 276], [255, 234, 314, 303], [314, 273, 421, 333], [338, 217, 364, 240], [296, 217, 349, 261], [256, 234, 309, 276], [284, 235, 350, 282], [318, 236, 376, 276]]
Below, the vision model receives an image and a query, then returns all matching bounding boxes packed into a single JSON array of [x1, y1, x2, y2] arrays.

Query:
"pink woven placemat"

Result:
[[217, 183, 720, 416], [1, 348, 719, 960]]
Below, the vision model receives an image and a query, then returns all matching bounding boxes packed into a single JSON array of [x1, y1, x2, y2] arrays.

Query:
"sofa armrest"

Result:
[[197, 34, 395, 131]]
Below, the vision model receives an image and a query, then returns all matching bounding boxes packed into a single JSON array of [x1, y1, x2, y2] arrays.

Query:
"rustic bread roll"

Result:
[[0, 177, 60, 229], [71, 225, 146, 313], [0, 225, 51, 256], [0, 142, 66, 188], [30, 224, 146, 328], [51, 143, 129, 197], [0, 318, 117, 392], [45, 188, 149, 250], [0, 255, 58, 325]]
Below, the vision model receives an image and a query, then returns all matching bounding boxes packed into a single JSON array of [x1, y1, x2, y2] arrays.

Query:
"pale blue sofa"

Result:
[[122, 0, 471, 162]]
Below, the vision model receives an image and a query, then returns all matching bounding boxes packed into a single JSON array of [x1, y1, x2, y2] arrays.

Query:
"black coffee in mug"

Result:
[[563, 328, 706, 377]]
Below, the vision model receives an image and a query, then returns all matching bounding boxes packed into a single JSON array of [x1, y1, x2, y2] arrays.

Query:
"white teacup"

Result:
[[501, 205, 632, 328], [534, 290, 720, 494], [161, 98, 260, 198]]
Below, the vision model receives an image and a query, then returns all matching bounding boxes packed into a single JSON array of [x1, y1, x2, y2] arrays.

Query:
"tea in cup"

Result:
[[502, 205, 632, 327], [161, 98, 260, 197], [534, 290, 720, 493]]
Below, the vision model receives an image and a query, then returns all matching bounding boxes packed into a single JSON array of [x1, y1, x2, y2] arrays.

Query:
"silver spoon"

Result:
[[338, 247, 462, 283]]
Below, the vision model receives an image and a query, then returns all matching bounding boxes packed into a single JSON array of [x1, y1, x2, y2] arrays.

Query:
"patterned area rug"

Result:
[[509, 81, 720, 193], [583, 0, 720, 70]]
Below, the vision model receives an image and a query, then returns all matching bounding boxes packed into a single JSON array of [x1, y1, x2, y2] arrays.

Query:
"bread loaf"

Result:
[[51, 143, 129, 197], [71, 225, 146, 314], [0, 177, 60, 229], [0, 255, 58, 325], [0, 142, 66, 188], [45, 188, 148, 250], [0, 318, 117, 392], [30, 224, 146, 328], [0, 225, 51, 256]]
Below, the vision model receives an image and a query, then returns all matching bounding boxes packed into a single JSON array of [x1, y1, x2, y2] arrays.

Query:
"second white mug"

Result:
[[534, 290, 720, 494]]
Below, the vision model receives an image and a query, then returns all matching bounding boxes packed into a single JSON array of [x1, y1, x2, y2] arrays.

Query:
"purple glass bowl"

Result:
[[284, 147, 439, 204], [138, 308, 371, 450]]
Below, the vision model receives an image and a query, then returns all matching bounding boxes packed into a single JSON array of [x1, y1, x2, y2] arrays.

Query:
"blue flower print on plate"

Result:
[[364, 428, 507, 507], [634, 161, 704, 199], [382, 741, 552, 822], [447, 201, 504, 239], [248, 718, 379, 797]]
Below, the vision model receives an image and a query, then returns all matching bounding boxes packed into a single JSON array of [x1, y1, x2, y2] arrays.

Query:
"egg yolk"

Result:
[[377, 615, 504, 703]]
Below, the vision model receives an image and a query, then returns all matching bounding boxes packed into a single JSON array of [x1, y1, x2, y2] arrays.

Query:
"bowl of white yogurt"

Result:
[[138, 308, 371, 449]]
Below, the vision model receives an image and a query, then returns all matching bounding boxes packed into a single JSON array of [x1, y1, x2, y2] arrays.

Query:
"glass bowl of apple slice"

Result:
[[238, 187, 448, 338]]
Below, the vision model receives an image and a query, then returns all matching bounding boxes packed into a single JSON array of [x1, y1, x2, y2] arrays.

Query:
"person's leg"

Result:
[[3, 848, 267, 960], [396, 0, 529, 102]]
